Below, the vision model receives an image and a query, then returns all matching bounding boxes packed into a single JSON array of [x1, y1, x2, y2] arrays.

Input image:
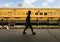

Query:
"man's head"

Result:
[[28, 10, 31, 15]]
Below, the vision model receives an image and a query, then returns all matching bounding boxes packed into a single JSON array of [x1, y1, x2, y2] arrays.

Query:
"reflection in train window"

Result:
[[44, 13, 47, 15], [40, 13, 43, 15], [35, 13, 38, 15]]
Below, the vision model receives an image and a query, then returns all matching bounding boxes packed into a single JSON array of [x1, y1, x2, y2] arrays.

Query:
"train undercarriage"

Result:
[[0, 20, 60, 27]]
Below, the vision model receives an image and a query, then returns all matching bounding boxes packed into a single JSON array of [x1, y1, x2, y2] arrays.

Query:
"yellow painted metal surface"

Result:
[[0, 8, 60, 20]]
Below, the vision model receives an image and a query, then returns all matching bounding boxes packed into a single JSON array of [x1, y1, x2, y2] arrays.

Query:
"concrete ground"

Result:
[[0, 29, 60, 42]]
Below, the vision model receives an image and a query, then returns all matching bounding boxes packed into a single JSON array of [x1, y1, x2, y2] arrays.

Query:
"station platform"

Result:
[[0, 29, 60, 42]]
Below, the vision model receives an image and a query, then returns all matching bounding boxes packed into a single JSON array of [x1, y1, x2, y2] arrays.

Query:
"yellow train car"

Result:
[[0, 8, 60, 26]]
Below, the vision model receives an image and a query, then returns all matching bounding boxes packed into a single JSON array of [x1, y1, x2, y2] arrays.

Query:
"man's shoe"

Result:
[[32, 32, 36, 35], [23, 31, 26, 34]]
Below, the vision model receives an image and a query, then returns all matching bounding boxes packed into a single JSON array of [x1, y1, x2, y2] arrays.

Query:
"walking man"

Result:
[[23, 10, 36, 35]]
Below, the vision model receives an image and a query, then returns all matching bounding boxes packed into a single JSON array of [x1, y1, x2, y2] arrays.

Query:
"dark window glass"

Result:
[[40, 13, 43, 15], [44, 13, 47, 15], [35, 13, 38, 15]]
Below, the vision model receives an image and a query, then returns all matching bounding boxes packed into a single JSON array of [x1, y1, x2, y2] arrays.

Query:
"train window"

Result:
[[44, 13, 47, 15], [35, 13, 38, 15], [40, 13, 43, 15], [8, 12, 12, 16]]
